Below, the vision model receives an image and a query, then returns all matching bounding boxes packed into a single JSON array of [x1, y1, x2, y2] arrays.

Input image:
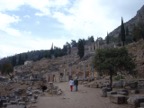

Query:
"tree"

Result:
[[88, 36, 94, 43], [66, 42, 71, 54], [132, 25, 142, 42], [125, 26, 133, 44], [106, 32, 110, 44], [77, 39, 85, 59], [19, 54, 25, 65], [93, 47, 135, 89], [120, 17, 126, 46], [71, 40, 77, 47], [50, 43, 54, 58], [96, 37, 104, 46], [1, 62, 14, 80]]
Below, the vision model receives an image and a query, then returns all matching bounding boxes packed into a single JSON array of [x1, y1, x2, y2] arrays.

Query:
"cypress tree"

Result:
[[50, 43, 54, 58], [77, 39, 84, 59], [120, 17, 126, 46], [106, 32, 110, 44]]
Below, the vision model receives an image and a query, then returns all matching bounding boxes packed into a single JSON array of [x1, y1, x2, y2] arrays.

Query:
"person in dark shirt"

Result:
[[74, 78, 79, 91]]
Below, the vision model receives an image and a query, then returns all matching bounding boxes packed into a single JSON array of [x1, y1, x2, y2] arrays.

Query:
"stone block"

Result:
[[18, 101, 25, 105], [130, 89, 140, 94], [30, 98, 37, 103], [33, 95, 38, 100], [127, 96, 144, 107], [10, 100, 18, 104], [117, 89, 129, 95], [101, 87, 112, 97], [27, 92, 32, 96], [140, 102, 144, 107], [113, 81, 123, 88], [3, 102, 8, 107], [109, 94, 127, 104], [118, 91, 128, 95], [107, 91, 117, 97]]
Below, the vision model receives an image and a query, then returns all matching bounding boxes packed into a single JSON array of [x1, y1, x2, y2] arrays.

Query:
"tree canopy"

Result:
[[93, 47, 136, 88], [1, 62, 14, 80]]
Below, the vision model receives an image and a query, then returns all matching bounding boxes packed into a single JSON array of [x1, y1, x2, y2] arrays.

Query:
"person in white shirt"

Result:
[[69, 78, 74, 92]]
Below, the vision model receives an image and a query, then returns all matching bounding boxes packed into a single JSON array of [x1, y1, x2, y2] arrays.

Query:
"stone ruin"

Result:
[[83, 77, 144, 108], [0, 73, 63, 108]]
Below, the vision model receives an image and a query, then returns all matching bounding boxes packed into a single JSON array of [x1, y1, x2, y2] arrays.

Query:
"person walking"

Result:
[[74, 78, 79, 91], [69, 78, 74, 92]]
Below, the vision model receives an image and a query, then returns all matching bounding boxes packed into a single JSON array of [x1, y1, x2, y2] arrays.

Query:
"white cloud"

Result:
[[0, 33, 67, 57], [0, 0, 24, 11], [29, 0, 69, 16], [24, 15, 30, 18], [0, 13, 20, 28], [0, 13, 21, 36], [52, 0, 113, 39], [5, 28, 21, 37], [0, 0, 70, 37]]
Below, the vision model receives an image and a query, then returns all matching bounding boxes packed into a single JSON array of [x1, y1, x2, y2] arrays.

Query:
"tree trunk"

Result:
[[109, 71, 113, 90]]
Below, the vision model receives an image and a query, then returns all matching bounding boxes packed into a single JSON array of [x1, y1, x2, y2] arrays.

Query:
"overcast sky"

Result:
[[0, 0, 144, 58]]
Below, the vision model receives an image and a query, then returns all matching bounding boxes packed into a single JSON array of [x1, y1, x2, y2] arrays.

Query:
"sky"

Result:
[[0, 0, 144, 58]]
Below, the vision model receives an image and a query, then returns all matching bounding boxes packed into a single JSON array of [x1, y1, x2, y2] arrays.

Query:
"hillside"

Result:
[[2, 5, 144, 79], [109, 5, 144, 38], [127, 39, 144, 77], [14, 48, 95, 82]]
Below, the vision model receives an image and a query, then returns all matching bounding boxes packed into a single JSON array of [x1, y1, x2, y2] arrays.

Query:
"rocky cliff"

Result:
[[109, 5, 144, 37]]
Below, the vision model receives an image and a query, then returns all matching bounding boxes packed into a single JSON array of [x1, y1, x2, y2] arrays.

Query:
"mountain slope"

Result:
[[109, 5, 144, 38]]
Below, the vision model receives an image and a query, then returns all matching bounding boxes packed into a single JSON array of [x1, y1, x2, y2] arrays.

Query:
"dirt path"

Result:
[[36, 82, 129, 108]]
